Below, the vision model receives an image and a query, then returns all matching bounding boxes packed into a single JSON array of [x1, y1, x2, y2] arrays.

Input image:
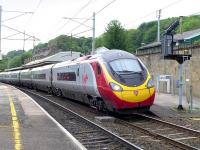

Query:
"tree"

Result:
[[95, 34, 105, 48], [48, 35, 92, 54], [0, 56, 8, 71], [7, 50, 23, 58], [126, 29, 138, 52], [8, 56, 22, 68], [104, 20, 127, 50], [21, 51, 32, 63]]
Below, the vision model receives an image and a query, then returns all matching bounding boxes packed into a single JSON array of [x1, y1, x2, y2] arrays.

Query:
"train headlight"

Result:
[[109, 82, 123, 91], [146, 78, 154, 88]]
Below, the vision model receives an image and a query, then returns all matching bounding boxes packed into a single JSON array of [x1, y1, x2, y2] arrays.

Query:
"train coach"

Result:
[[31, 64, 54, 92], [0, 49, 155, 114]]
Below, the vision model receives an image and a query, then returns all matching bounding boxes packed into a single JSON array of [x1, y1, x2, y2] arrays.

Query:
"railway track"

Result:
[[20, 88, 142, 150], [117, 114, 200, 150], [20, 87, 200, 150]]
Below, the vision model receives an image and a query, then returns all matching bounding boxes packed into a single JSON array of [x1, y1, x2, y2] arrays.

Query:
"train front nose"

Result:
[[121, 87, 155, 105]]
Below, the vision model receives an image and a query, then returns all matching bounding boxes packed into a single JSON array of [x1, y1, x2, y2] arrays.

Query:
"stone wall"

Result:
[[138, 47, 200, 99]]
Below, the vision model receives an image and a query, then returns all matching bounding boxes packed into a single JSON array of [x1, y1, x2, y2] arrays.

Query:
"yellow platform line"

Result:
[[0, 125, 10, 128], [8, 95, 22, 150], [190, 117, 200, 121]]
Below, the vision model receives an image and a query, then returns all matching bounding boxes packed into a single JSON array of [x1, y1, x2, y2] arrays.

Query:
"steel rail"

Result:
[[114, 113, 200, 150], [116, 118, 198, 150], [136, 114, 200, 136]]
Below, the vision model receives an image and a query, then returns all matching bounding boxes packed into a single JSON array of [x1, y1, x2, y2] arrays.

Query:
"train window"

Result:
[[38, 74, 46, 79], [110, 59, 142, 73], [21, 73, 31, 79], [57, 72, 76, 81], [33, 74, 46, 79], [97, 63, 101, 75], [10, 75, 17, 78]]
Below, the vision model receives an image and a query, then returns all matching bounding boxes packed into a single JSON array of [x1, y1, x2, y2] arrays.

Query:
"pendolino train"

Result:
[[0, 49, 155, 113]]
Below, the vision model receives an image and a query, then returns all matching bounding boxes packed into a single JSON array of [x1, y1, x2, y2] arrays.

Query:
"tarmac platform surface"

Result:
[[1, 83, 200, 149], [0, 83, 86, 150], [151, 93, 200, 118]]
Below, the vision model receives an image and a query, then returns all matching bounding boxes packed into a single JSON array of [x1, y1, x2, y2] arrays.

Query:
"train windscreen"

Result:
[[109, 58, 146, 86], [109, 59, 142, 73]]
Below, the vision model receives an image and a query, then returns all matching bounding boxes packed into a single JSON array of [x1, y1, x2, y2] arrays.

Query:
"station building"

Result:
[[136, 28, 200, 55], [135, 28, 200, 99]]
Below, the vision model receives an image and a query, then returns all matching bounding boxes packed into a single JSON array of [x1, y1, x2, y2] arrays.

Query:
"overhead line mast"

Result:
[[156, 9, 161, 42], [66, 0, 117, 54], [63, 12, 95, 54], [0, 5, 2, 60]]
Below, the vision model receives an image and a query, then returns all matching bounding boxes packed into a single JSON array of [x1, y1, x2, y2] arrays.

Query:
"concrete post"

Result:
[[178, 63, 184, 110], [0, 6, 2, 60]]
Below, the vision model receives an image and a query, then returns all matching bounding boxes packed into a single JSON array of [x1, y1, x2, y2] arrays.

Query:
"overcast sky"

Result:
[[0, 0, 199, 54]]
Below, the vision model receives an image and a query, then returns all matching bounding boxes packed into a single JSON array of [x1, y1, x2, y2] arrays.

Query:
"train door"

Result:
[[96, 62, 102, 85], [75, 63, 80, 91], [17, 71, 20, 86], [79, 63, 88, 94], [50, 66, 53, 87], [29, 69, 33, 88]]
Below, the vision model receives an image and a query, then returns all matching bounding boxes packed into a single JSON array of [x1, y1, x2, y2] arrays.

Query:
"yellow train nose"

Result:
[[113, 87, 155, 103]]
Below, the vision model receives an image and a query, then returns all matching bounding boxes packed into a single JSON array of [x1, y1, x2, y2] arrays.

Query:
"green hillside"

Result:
[[96, 15, 200, 52], [0, 50, 32, 71], [33, 35, 92, 55], [130, 15, 200, 50]]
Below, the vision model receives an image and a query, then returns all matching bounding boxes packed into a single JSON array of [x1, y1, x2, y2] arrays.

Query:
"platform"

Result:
[[151, 93, 200, 118], [0, 83, 86, 150]]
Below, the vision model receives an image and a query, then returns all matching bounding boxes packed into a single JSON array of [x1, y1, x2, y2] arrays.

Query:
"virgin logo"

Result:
[[133, 90, 139, 96], [82, 73, 88, 85]]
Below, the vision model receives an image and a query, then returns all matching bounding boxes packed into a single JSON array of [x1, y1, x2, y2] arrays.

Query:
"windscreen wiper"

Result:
[[116, 70, 142, 75]]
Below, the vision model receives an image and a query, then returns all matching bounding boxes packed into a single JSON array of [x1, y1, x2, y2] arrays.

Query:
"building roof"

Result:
[[174, 28, 200, 42], [5, 51, 81, 71], [138, 28, 200, 50], [23, 51, 81, 68], [137, 42, 161, 50]]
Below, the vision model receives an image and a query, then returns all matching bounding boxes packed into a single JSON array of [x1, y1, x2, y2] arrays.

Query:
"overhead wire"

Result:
[[67, 0, 117, 36], [2, 25, 40, 40], [95, 0, 117, 15], [73, 29, 92, 36], [3, 33, 21, 39], [2, 6, 41, 50], [161, 0, 185, 10], [3, 10, 33, 13], [63, 18, 92, 29], [2, 13, 32, 22], [24, 0, 43, 29], [126, 0, 185, 27], [55, 0, 94, 34], [22, 0, 43, 50]]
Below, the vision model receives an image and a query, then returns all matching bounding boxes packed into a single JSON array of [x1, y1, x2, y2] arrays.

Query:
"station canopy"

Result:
[[137, 28, 200, 51], [6, 51, 81, 71], [174, 28, 200, 43]]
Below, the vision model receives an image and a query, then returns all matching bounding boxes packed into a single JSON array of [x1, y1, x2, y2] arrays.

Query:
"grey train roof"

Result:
[[91, 48, 137, 61]]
